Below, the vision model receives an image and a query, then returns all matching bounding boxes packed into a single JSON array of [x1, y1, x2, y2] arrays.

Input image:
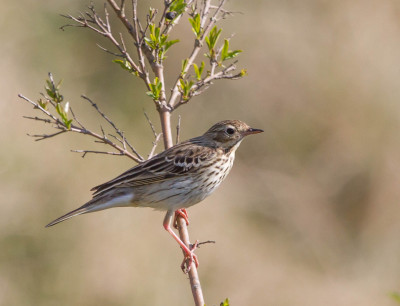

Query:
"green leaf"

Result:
[[146, 77, 162, 100], [221, 39, 229, 61], [145, 23, 179, 60], [149, 7, 155, 20], [37, 98, 48, 110], [189, 13, 201, 38], [45, 77, 63, 103], [206, 26, 222, 50], [45, 87, 55, 99], [169, 0, 187, 15], [56, 79, 63, 90], [205, 26, 222, 59], [164, 39, 179, 52], [220, 39, 242, 62], [66, 119, 73, 130], [226, 50, 242, 60], [220, 298, 230, 306], [193, 61, 205, 80], [178, 79, 194, 101], [144, 37, 152, 45], [113, 59, 132, 71], [181, 58, 189, 76]]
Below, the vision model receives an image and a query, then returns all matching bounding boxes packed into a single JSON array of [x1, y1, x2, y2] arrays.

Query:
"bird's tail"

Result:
[[45, 191, 135, 227], [45, 202, 94, 227]]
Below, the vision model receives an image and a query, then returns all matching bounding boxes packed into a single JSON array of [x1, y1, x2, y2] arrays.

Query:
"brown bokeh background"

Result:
[[2, 0, 400, 305]]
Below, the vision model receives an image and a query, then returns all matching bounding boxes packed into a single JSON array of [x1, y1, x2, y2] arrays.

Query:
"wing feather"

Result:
[[91, 139, 217, 196]]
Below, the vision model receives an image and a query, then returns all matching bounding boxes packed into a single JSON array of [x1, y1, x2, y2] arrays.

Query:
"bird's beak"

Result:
[[243, 127, 264, 136]]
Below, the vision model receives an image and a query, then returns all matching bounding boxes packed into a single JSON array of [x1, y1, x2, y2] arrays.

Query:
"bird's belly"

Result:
[[135, 155, 234, 211]]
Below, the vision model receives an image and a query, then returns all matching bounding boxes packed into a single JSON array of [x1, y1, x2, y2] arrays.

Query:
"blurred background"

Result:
[[2, 0, 400, 305]]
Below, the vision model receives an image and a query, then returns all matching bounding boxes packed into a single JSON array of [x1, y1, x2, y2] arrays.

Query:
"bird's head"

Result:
[[203, 120, 263, 152]]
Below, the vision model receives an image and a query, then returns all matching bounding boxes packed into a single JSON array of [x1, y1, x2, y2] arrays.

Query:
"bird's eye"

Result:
[[226, 127, 235, 135]]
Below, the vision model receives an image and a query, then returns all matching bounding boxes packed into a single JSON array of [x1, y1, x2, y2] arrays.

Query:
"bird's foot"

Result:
[[174, 208, 189, 229], [181, 240, 199, 273]]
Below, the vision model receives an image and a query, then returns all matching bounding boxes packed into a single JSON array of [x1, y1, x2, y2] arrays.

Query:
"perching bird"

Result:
[[46, 120, 263, 270]]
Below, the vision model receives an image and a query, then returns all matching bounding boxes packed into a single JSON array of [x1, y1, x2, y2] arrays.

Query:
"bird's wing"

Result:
[[91, 140, 216, 196]]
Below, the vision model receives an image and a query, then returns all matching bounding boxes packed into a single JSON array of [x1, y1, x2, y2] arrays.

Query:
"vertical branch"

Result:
[[177, 218, 205, 306], [159, 110, 173, 149], [160, 110, 204, 306], [157, 61, 204, 306], [155, 61, 174, 149]]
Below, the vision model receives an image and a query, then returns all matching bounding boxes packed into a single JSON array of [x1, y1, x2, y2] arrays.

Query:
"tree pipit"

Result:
[[46, 120, 263, 271]]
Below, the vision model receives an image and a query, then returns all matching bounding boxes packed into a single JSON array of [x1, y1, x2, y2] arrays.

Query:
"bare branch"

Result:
[[132, 0, 151, 88], [176, 115, 181, 144], [22, 116, 52, 124], [18, 94, 63, 126], [197, 240, 216, 247], [148, 133, 162, 159], [143, 111, 158, 138], [61, 7, 142, 77], [209, 5, 243, 18], [80, 95, 144, 161], [96, 43, 123, 57], [28, 130, 67, 141], [19, 92, 144, 163], [107, 0, 156, 64], [71, 149, 125, 158], [69, 107, 85, 129], [68, 126, 142, 162]]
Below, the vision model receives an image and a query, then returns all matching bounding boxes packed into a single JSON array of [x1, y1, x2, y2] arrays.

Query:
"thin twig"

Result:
[[71, 149, 125, 158], [22, 116, 52, 124], [61, 7, 142, 76], [197, 240, 216, 247], [69, 107, 85, 129], [148, 133, 162, 159], [143, 110, 157, 138], [176, 115, 181, 144], [96, 43, 123, 57], [28, 130, 67, 141], [132, 0, 151, 89]]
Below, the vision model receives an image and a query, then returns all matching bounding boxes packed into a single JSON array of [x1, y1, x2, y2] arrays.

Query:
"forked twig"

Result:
[[81, 95, 144, 161], [18, 93, 143, 163]]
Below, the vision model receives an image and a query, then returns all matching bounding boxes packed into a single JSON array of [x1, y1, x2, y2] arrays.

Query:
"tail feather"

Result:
[[45, 192, 135, 227], [45, 203, 93, 227]]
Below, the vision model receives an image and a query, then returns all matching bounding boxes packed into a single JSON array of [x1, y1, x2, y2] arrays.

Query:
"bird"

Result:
[[46, 120, 263, 271]]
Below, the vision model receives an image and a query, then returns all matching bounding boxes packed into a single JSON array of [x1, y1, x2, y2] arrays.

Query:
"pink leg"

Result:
[[174, 208, 189, 229], [164, 210, 199, 273]]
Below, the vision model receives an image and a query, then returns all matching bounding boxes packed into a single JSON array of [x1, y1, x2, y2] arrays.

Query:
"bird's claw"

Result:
[[174, 208, 190, 229], [180, 240, 199, 273]]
